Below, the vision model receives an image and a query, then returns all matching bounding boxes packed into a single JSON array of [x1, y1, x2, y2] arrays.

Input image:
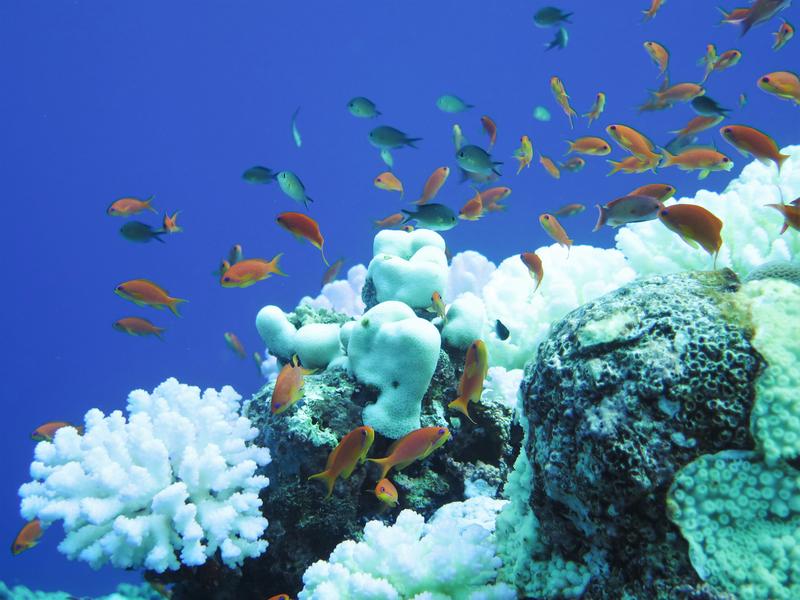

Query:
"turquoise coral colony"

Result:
[[12, 3, 800, 600]]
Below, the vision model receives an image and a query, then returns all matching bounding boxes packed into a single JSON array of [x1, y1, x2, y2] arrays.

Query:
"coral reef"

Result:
[[298, 496, 515, 599], [742, 259, 800, 286], [0, 582, 162, 600], [18, 379, 270, 573], [512, 270, 764, 598]]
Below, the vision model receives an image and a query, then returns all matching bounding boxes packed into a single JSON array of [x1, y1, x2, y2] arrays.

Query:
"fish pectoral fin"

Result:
[[678, 230, 699, 249], [697, 169, 710, 180]]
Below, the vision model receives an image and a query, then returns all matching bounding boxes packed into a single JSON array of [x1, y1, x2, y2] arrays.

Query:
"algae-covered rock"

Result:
[[520, 270, 764, 598]]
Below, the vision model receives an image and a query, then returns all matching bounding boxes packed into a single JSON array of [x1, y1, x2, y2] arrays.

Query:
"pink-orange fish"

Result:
[[277, 212, 329, 266], [642, 0, 665, 21], [114, 280, 187, 316], [221, 255, 286, 288], [565, 137, 611, 156], [11, 520, 43, 556], [481, 187, 512, 212], [481, 115, 497, 148], [660, 147, 733, 180], [539, 154, 561, 179], [458, 189, 484, 221], [520, 252, 544, 293], [271, 355, 313, 415], [628, 183, 676, 203], [31, 421, 83, 442], [448, 340, 489, 423], [606, 124, 661, 165], [374, 213, 405, 229], [758, 71, 800, 105], [658, 204, 723, 267], [539, 213, 572, 254], [643, 41, 669, 78], [606, 155, 657, 175], [374, 172, 404, 198], [308, 426, 375, 498], [671, 115, 724, 139], [414, 167, 450, 205], [375, 478, 399, 507], [224, 332, 246, 359], [113, 316, 165, 339], [773, 20, 794, 50], [322, 258, 346, 286], [765, 203, 800, 234], [162, 211, 182, 233], [429, 291, 447, 321], [719, 125, 789, 171], [368, 426, 450, 479], [107, 195, 156, 217]]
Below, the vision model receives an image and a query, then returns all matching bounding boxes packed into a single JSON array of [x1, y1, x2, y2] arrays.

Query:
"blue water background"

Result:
[[1, 0, 798, 595]]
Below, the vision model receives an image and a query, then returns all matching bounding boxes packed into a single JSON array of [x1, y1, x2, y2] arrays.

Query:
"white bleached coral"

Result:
[[18, 378, 271, 573], [616, 145, 800, 277], [300, 264, 367, 317], [298, 496, 515, 600]]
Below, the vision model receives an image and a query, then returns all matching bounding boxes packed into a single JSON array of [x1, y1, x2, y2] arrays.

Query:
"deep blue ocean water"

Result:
[[1, 1, 797, 595]]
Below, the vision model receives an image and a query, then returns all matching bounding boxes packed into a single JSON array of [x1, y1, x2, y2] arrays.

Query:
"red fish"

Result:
[[308, 426, 375, 498], [277, 212, 329, 266], [31, 421, 83, 442], [368, 426, 450, 479], [113, 316, 165, 339], [221, 255, 286, 288], [448, 340, 489, 423], [322, 258, 345, 286], [765, 203, 800, 234], [11, 519, 43, 556], [719, 125, 790, 171], [658, 204, 723, 268], [520, 252, 544, 293], [114, 280, 187, 316], [107, 195, 156, 217], [480, 115, 497, 148], [271, 355, 314, 415]]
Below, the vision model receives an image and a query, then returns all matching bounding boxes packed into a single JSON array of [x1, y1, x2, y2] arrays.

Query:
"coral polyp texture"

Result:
[[18, 378, 271, 572], [298, 497, 515, 599]]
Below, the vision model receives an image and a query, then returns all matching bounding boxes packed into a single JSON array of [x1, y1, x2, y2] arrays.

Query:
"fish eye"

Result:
[[762, 76, 770, 83], [380, 486, 385, 492], [273, 402, 281, 409], [603, 145, 609, 150], [609, 125, 616, 130], [438, 428, 445, 435], [543, 215, 550, 220], [722, 157, 730, 162], [661, 209, 669, 216], [724, 128, 732, 133], [223, 276, 231, 282]]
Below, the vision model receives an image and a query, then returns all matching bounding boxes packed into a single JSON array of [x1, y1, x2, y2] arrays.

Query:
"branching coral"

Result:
[[18, 378, 271, 573]]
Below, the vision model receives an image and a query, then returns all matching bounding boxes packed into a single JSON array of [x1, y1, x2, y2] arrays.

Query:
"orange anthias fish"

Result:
[[375, 478, 399, 507], [221, 255, 286, 288], [550, 76, 577, 128], [539, 213, 572, 254], [607, 156, 656, 176], [12, 519, 43, 555], [374, 213, 405, 229], [642, 0, 665, 21], [481, 187, 512, 212], [459, 189, 484, 221], [277, 212, 329, 266], [520, 251, 544, 293], [740, 0, 791, 36], [712, 50, 742, 75], [31, 421, 83, 442], [162, 211, 182, 233], [698, 44, 718, 83], [671, 115, 724, 139], [719, 125, 790, 171], [583, 92, 606, 126], [773, 20, 794, 50], [414, 167, 450, 205], [658, 204, 723, 268], [481, 115, 497, 148], [266, 595, 292, 600], [271, 355, 313, 415], [757, 71, 800, 105], [643, 42, 669, 78], [765, 203, 800, 234], [322, 258, 345, 286], [539, 155, 561, 179], [560, 156, 586, 172], [628, 183, 676, 202], [224, 332, 246, 359], [606, 124, 661, 166], [429, 291, 447, 321], [114, 280, 187, 316], [654, 82, 705, 104], [514, 136, 534, 174], [718, 6, 752, 25], [374, 172, 404, 198], [368, 426, 450, 479], [660, 147, 733, 180], [113, 316, 165, 339], [448, 340, 489, 423], [309, 425, 375, 498], [553, 203, 586, 218], [565, 136, 611, 156], [107, 195, 156, 217]]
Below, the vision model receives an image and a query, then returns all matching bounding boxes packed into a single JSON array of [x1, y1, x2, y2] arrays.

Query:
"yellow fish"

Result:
[[513, 135, 534, 174], [550, 76, 577, 128]]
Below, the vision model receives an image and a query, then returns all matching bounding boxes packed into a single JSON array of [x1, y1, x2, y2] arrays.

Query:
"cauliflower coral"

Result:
[[18, 378, 271, 573]]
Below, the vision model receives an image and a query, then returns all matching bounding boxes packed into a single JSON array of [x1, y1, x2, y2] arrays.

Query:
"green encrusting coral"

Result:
[[668, 278, 800, 599]]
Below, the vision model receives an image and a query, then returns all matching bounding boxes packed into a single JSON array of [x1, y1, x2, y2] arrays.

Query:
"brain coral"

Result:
[[19, 378, 271, 573]]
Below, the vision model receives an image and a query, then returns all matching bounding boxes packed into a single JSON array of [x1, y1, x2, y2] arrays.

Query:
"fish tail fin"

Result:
[[270, 252, 288, 276], [154, 231, 167, 243], [155, 327, 166, 341], [593, 205, 607, 232], [168, 297, 188, 318], [659, 147, 675, 167], [146, 195, 157, 213], [405, 137, 422, 148], [447, 396, 476, 424], [567, 108, 576, 129], [606, 160, 622, 176], [777, 153, 791, 172], [307, 470, 335, 498], [564, 140, 575, 155], [367, 457, 393, 480]]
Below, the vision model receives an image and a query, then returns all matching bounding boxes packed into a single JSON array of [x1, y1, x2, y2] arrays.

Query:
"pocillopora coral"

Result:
[[667, 278, 800, 598], [300, 264, 367, 317], [256, 305, 343, 369], [441, 291, 486, 350], [298, 497, 516, 599], [616, 145, 800, 278], [349, 301, 441, 438], [445, 250, 497, 301], [18, 378, 271, 572], [367, 229, 448, 308]]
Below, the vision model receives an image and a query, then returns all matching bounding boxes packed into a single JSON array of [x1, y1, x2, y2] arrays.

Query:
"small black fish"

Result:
[[242, 166, 276, 184], [691, 96, 731, 117], [120, 221, 165, 243], [495, 319, 510, 341]]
